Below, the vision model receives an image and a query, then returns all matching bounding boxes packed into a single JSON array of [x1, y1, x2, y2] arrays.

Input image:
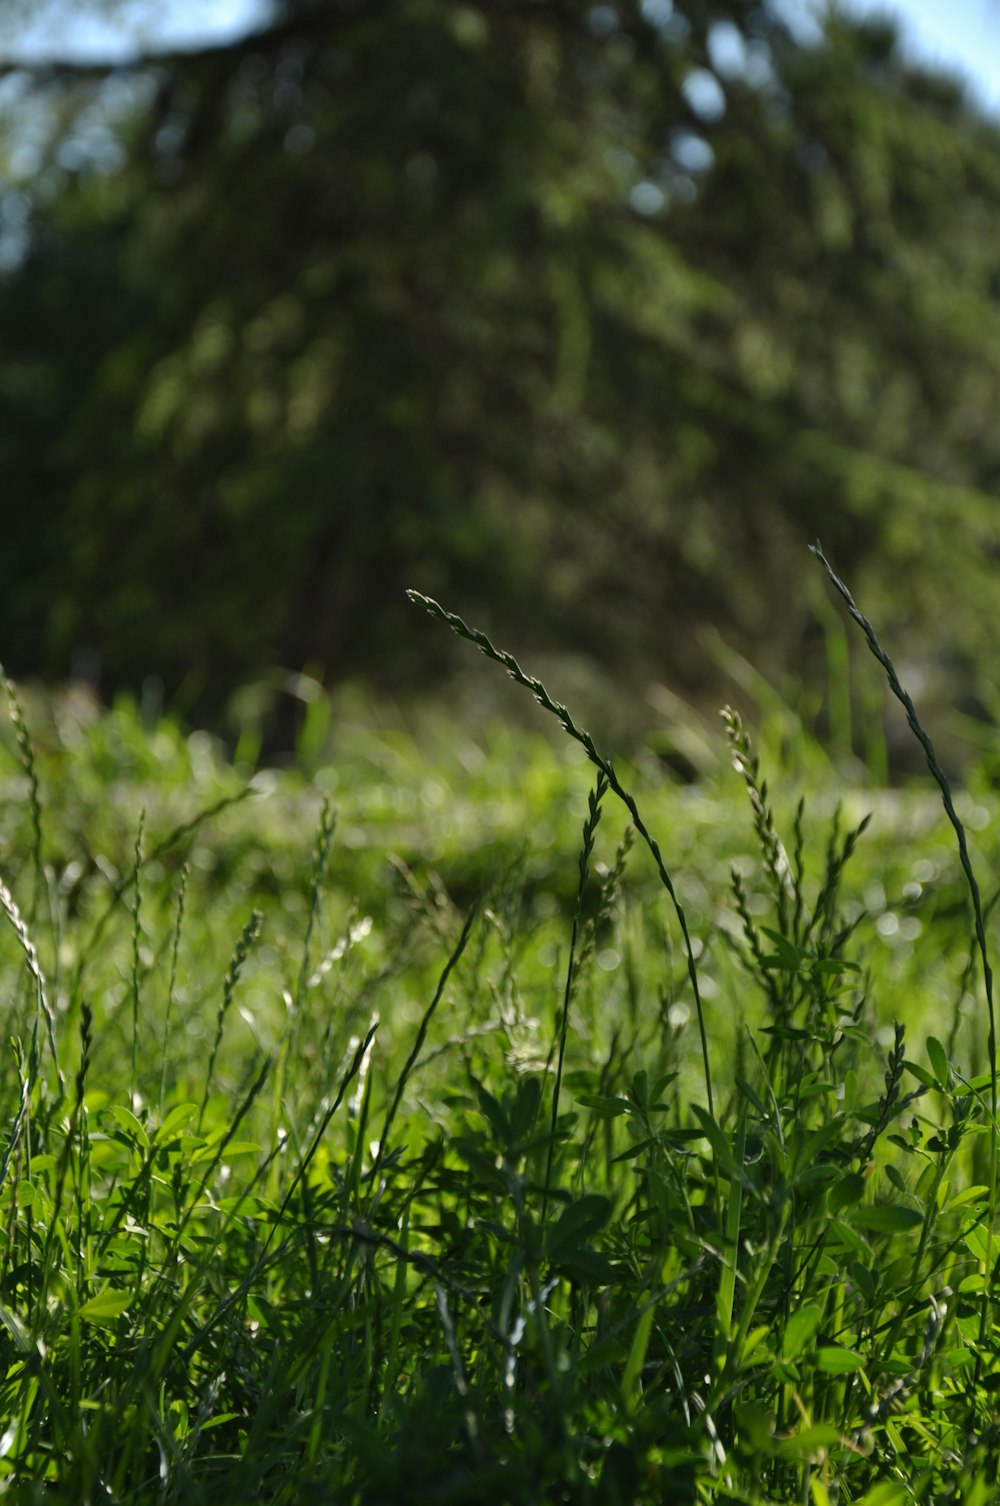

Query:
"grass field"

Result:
[[0, 580, 999, 1502]]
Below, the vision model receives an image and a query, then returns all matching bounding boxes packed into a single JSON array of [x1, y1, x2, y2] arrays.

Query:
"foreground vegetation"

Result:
[[1, 586, 1000, 1502]]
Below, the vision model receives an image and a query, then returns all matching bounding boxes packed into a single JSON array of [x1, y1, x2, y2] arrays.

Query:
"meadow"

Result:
[[0, 571, 998, 1503]]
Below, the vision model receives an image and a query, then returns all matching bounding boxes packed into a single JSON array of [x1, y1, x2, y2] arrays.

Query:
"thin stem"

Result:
[[543, 771, 606, 1230], [812, 543, 998, 1355], [406, 588, 714, 1118]]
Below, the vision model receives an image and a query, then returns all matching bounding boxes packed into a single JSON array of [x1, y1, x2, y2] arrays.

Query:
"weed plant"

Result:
[[0, 566, 997, 1501]]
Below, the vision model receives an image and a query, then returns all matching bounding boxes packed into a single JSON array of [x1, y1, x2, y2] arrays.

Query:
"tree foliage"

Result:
[[3, 0, 1000, 732]]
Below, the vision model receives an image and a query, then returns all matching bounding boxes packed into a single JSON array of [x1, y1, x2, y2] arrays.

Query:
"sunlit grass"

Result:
[[0, 579, 997, 1501]]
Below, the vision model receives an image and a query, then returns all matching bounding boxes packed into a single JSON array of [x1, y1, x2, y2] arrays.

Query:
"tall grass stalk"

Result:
[[0, 666, 46, 928], [406, 588, 716, 1117], [69, 785, 254, 1008], [199, 908, 263, 1129], [543, 771, 606, 1230], [129, 809, 145, 1107], [159, 861, 189, 1115], [0, 869, 63, 1096], [292, 797, 336, 1030], [812, 542, 999, 1351], [370, 902, 478, 1188]]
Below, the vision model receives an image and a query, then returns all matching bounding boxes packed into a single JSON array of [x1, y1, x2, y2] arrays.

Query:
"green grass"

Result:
[[0, 577, 1000, 1502]]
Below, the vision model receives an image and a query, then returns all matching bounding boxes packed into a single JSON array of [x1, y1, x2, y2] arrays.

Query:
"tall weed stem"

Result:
[[812, 543, 998, 1352], [406, 589, 715, 1117], [543, 771, 607, 1229]]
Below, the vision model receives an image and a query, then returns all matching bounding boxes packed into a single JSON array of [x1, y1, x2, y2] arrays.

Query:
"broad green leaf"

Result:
[[628, 1070, 649, 1106], [546, 1194, 612, 1254], [612, 1136, 657, 1163], [815, 1346, 865, 1374], [650, 1071, 678, 1101], [828, 1173, 866, 1214], [79, 1288, 132, 1326], [829, 1218, 871, 1256], [622, 1302, 654, 1411], [852, 1101, 882, 1126], [885, 1165, 907, 1194], [967, 1221, 994, 1263], [108, 1105, 150, 1149], [473, 1083, 508, 1144], [690, 1103, 738, 1175], [903, 1060, 936, 1089], [798, 1077, 836, 1100], [247, 1293, 282, 1333], [509, 1077, 541, 1143], [856, 1484, 909, 1506], [550, 1247, 616, 1283], [575, 1094, 633, 1119], [851, 1205, 923, 1233], [742, 1325, 771, 1362], [947, 1185, 989, 1211], [0, 1302, 31, 1354], [957, 1073, 994, 1093], [811, 957, 860, 975], [776, 1422, 842, 1456], [797, 1115, 846, 1171], [734, 1076, 768, 1117], [783, 1303, 823, 1361], [157, 1103, 199, 1138], [216, 1196, 269, 1216], [734, 1400, 775, 1453], [926, 1035, 949, 1086], [796, 1164, 838, 1192], [759, 927, 807, 965]]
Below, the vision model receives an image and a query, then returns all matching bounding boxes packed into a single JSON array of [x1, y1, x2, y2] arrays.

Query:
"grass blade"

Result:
[[812, 541, 998, 1353], [405, 588, 715, 1118]]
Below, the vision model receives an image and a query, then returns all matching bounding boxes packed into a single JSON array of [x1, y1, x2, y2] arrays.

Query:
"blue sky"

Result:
[[3, 1, 1000, 120], [0, 0, 273, 61], [837, 0, 1000, 114]]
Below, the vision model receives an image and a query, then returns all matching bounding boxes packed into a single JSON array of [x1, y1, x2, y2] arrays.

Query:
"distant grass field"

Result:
[[0, 579, 999, 1502]]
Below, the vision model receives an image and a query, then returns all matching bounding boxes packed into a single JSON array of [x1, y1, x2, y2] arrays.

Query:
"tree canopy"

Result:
[[3, 0, 1000, 740]]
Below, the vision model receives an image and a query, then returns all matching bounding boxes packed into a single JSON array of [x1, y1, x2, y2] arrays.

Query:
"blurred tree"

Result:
[[2, 0, 1000, 739]]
